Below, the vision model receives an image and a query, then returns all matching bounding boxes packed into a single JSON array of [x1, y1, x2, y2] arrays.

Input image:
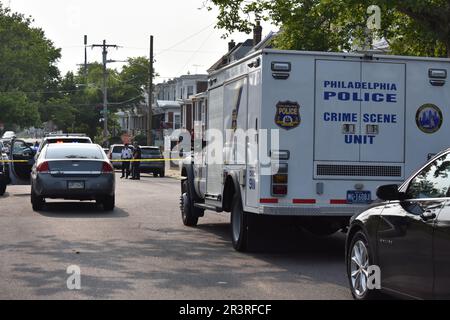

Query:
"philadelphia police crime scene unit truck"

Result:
[[179, 48, 450, 252]]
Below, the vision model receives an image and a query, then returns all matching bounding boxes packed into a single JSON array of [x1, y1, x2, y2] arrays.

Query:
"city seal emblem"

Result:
[[275, 101, 301, 130], [416, 104, 443, 134]]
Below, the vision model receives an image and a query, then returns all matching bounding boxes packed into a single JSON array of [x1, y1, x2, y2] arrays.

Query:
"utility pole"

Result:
[[91, 40, 118, 147], [84, 35, 88, 82], [147, 35, 154, 146]]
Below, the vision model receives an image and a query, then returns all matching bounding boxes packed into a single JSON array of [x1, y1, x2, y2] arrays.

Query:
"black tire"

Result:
[[0, 181, 6, 196], [31, 189, 45, 211], [103, 195, 115, 211], [230, 194, 249, 252], [180, 179, 202, 227], [159, 169, 165, 178], [347, 230, 379, 300]]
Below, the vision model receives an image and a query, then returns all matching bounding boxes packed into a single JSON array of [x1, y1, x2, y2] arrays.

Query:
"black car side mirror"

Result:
[[377, 184, 404, 201]]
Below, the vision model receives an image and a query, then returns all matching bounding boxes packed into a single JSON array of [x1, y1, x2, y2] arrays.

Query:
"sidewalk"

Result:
[[166, 167, 182, 180]]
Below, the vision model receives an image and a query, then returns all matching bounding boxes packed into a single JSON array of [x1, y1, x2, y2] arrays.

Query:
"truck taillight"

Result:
[[272, 163, 288, 196], [37, 161, 49, 173]]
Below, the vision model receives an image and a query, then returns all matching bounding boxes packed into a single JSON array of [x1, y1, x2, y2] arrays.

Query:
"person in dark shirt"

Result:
[[131, 142, 142, 180]]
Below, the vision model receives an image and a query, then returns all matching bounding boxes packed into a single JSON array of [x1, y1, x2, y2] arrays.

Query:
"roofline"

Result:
[[208, 48, 450, 77], [263, 48, 450, 63]]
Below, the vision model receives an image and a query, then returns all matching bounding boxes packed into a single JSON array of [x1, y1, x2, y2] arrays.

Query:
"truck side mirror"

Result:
[[179, 136, 184, 143]]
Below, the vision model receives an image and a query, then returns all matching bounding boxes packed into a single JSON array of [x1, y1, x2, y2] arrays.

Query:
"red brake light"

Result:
[[272, 185, 288, 196], [102, 162, 114, 173], [37, 161, 49, 173]]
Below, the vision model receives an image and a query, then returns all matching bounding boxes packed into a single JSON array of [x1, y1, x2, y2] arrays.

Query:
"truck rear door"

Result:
[[314, 59, 406, 164]]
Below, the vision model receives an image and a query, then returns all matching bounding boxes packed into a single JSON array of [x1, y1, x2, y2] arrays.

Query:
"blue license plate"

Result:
[[347, 191, 372, 204]]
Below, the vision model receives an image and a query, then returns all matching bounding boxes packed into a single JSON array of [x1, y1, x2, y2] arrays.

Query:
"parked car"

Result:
[[0, 141, 8, 195], [140, 146, 165, 177], [0, 140, 10, 186], [108, 144, 134, 169], [346, 148, 450, 300], [31, 143, 115, 211]]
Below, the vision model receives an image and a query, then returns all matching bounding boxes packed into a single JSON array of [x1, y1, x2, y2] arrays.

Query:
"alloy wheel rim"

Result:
[[350, 240, 370, 297]]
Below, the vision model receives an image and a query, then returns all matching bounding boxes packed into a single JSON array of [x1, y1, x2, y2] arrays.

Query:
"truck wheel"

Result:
[[159, 169, 165, 178], [103, 195, 115, 211], [180, 180, 200, 227], [231, 194, 250, 252], [31, 190, 45, 211]]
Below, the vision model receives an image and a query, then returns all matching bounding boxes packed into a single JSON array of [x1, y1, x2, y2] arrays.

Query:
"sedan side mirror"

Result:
[[377, 184, 404, 201]]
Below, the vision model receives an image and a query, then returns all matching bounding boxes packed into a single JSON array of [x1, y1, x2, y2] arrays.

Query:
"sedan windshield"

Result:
[[142, 149, 161, 156]]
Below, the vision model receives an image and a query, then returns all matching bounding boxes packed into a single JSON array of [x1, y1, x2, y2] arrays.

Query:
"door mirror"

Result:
[[377, 184, 404, 201], [179, 148, 184, 158], [178, 136, 184, 143]]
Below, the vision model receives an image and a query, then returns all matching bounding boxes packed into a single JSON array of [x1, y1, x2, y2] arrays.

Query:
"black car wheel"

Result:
[[159, 169, 165, 178], [103, 195, 115, 211], [0, 179, 6, 196], [347, 231, 379, 300], [31, 190, 45, 211]]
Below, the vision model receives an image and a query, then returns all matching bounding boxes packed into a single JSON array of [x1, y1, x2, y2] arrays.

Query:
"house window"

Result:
[[175, 114, 181, 129], [187, 86, 194, 98]]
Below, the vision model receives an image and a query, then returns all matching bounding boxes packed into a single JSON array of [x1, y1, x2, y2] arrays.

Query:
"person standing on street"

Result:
[[121, 144, 132, 179], [131, 142, 142, 180]]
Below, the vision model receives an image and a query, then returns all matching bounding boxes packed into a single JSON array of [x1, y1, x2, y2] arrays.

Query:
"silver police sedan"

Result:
[[31, 143, 115, 211]]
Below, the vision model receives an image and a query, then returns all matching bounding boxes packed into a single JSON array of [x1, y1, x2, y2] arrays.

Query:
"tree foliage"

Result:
[[206, 0, 450, 57], [0, 4, 61, 130]]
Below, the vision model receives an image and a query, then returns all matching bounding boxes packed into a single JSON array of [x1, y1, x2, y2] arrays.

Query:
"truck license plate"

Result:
[[68, 181, 85, 190], [347, 191, 372, 204]]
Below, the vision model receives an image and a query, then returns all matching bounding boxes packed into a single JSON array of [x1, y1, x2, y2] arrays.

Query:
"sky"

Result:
[[7, 0, 274, 83]]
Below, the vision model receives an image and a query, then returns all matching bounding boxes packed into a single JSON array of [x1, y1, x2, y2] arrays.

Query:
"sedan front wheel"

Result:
[[347, 231, 379, 300]]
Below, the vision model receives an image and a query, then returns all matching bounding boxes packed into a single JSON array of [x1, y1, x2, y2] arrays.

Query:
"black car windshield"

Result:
[[142, 149, 161, 156], [45, 146, 104, 160]]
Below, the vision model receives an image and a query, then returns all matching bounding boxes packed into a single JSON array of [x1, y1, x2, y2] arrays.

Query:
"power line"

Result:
[[154, 22, 215, 57], [177, 29, 216, 74]]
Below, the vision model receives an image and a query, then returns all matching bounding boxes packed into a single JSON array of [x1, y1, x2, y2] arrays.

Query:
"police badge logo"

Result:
[[416, 104, 443, 134], [275, 101, 301, 130]]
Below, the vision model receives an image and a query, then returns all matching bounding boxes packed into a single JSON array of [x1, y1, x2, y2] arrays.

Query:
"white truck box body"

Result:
[[204, 49, 450, 217]]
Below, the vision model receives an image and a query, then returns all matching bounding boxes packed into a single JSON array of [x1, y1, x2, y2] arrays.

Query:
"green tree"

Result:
[[206, 0, 450, 57], [0, 4, 61, 130]]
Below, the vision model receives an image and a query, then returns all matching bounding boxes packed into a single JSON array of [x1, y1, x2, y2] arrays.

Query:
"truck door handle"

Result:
[[420, 210, 437, 221]]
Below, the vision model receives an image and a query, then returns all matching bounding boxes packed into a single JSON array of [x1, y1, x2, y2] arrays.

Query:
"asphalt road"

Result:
[[0, 174, 351, 300]]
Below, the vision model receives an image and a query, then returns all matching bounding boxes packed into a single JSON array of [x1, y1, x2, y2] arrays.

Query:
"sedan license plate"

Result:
[[68, 181, 85, 190], [347, 191, 372, 204]]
